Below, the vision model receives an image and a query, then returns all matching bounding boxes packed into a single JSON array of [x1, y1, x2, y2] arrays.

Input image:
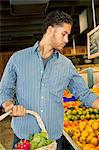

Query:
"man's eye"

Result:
[[62, 33, 66, 36]]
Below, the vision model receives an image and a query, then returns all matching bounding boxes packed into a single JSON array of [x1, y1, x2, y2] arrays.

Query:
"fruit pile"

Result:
[[63, 101, 82, 110], [64, 100, 99, 150], [63, 89, 82, 110], [64, 107, 99, 121], [15, 132, 53, 150], [64, 119, 99, 150]]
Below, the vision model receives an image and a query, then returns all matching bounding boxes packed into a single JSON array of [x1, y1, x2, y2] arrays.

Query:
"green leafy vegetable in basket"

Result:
[[29, 132, 53, 150]]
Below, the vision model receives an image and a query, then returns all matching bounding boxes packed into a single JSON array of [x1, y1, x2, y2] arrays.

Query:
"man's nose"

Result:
[[64, 36, 68, 44]]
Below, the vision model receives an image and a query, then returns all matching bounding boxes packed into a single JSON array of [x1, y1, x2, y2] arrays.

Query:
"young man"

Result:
[[0, 11, 99, 150]]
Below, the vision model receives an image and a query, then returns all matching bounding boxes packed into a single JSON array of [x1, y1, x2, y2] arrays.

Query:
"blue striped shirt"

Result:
[[0, 41, 97, 140]]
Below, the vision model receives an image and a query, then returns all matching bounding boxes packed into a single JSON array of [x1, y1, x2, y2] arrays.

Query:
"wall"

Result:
[[0, 52, 13, 79]]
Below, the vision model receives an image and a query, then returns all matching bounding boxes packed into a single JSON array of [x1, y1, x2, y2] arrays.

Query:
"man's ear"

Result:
[[47, 26, 54, 34]]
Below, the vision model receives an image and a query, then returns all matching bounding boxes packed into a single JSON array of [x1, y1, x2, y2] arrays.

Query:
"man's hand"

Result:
[[2, 100, 14, 112], [11, 105, 26, 116], [92, 98, 99, 110], [2, 100, 26, 116]]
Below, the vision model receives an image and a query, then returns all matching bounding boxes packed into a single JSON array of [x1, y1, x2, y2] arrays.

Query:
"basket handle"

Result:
[[26, 110, 48, 136], [0, 110, 12, 121], [0, 109, 48, 137]]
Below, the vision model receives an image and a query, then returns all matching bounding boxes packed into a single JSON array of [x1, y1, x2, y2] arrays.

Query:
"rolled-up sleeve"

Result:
[[67, 62, 98, 107], [0, 54, 17, 105]]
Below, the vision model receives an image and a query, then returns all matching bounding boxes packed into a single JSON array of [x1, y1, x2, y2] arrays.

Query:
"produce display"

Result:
[[63, 90, 99, 150], [15, 132, 53, 150]]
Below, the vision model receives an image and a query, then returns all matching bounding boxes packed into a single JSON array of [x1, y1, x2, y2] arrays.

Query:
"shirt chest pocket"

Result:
[[45, 74, 69, 102]]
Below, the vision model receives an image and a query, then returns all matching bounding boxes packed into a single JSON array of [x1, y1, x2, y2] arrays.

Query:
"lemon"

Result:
[[79, 136, 86, 144], [88, 107, 94, 113], [96, 114, 99, 119], [72, 110, 77, 115], [72, 135, 78, 141], [90, 137, 98, 146], [85, 126, 93, 133], [94, 109, 99, 114], [77, 110, 82, 115], [81, 130, 88, 138], [78, 121, 86, 131], [71, 115, 77, 121], [92, 122, 99, 130], [67, 109, 72, 115], [67, 115, 72, 120], [80, 115, 86, 120], [87, 119, 94, 126], [86, 135, 93, 143], [74, 129, 80, 138], [83, 110, 87, 115], [90, 114, 96, 119], [86, 114, 90, 119]]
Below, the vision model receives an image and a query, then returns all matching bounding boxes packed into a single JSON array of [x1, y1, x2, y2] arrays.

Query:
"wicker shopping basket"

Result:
[[0, 109, 57, 150]]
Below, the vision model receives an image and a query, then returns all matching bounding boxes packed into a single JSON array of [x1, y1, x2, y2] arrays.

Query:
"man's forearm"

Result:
[[92, 98, 99, 110]]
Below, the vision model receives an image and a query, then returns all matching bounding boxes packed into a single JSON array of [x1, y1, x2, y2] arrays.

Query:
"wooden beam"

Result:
[[0, 18, 43, 26], [0, 31, 42, 37], [1, 25, 42, 32], [11, 4, 47, 15]]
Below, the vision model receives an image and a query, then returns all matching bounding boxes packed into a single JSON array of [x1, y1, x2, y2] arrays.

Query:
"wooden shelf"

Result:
[[64, 53, 87, 56], [63, 46, 87, 56], [76, 64, 99, 71]]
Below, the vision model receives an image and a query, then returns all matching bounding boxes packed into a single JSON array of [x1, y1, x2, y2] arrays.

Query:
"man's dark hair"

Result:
[[42, 10, 73, 34]]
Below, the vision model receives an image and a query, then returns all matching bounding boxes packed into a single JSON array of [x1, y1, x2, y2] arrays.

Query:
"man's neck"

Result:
[[39, 38, 54, 59]]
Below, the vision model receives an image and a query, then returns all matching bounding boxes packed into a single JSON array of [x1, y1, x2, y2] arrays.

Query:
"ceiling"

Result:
[[0, 0, 99, 52]]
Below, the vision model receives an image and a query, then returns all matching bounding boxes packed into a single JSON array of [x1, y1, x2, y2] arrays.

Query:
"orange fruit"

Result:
[[82, 144, 95, 150]]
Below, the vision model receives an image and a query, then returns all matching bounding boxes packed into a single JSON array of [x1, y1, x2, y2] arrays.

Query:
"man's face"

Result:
[[51, 23, 72, 53]]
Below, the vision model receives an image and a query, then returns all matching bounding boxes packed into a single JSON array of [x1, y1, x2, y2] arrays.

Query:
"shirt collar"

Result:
[[32, 41, 39, 53], [53, 49, 59, 58], [32, 41, 59, 59]]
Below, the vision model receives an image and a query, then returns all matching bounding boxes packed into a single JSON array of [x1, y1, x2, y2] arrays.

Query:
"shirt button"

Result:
[[42, 83, 44, 86], [41, 70, 43, 73], [41, 96, 44, 99], [41, 110, 43, 113]]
